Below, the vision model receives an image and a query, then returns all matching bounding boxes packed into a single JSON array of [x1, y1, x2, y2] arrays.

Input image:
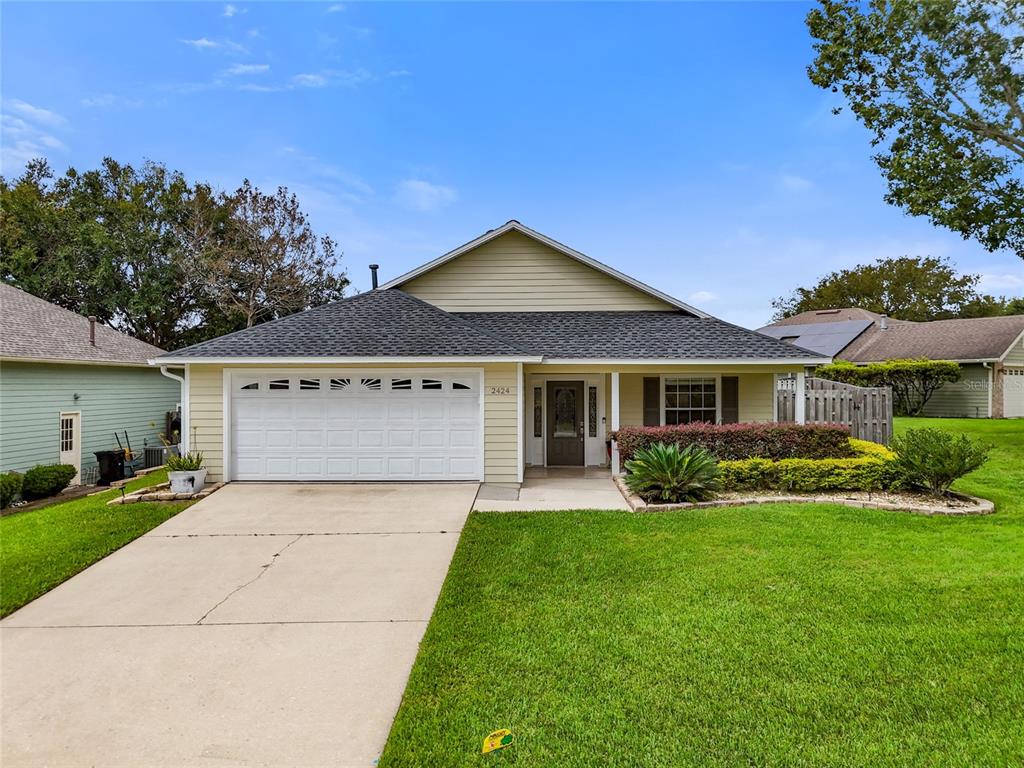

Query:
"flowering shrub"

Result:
[[613, 423, 853, 464]]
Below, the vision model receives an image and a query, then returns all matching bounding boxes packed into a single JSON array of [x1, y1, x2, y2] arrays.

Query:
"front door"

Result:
[[59, 412, 81, 485], [546, 381, 584, 466]]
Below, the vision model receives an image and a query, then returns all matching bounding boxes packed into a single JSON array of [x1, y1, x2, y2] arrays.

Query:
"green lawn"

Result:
[[1, 469, 192, 617], [380, 418, 1024, 767]]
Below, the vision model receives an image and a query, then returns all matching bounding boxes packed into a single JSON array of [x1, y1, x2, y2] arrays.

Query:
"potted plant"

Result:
[[166, 451, 207, 494]]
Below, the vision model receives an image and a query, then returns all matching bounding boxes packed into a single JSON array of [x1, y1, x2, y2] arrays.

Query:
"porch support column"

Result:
[[516, 362, 525, 483], [795, 370, 806, 424], [610, 371, 621, 475]]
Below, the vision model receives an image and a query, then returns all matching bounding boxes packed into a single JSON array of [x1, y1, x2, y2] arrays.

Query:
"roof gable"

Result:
[[381, 221, 706, 316]]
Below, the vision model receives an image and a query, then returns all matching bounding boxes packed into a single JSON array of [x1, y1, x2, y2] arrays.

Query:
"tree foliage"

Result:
[[807, 0, 1024, 258], [771, 255, 992, 321], [816, 359, 962, 416], [0, 158, 348, 350]]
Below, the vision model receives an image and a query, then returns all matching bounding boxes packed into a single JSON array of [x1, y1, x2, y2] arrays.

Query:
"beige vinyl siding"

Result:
[[186, 362, 520, 484], [921, 363, 991, 418], [483, 363, 519, 484], [188, 365, 225, 480], [400, 230, 674, 312], [738, 373, 775, 422]]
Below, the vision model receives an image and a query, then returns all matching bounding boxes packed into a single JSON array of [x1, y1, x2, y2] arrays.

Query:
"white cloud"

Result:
[[292, 73, 328, 88], [978, 273, 1024, 293], [0, 112, 70, 174], [80, 93, 144, 108], [326, 3, 345, 12], [225, 63, 270, 76], [7, 99, 66, 127], [687, 290, 718, 304], [777, 173, 814, 192], [223, 4, 246, 17], [394, 179, 457, 212], [181, 37, 219, 49], [289, 69, 371, 89]]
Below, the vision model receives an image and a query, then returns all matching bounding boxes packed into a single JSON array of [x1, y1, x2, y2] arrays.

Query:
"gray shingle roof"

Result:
[[161, 289, 532, 359], [840, 314, 1024, 362], [455, 311, 827, 360], [1, 283, 166, 365], [762, 307, 1024, 362]]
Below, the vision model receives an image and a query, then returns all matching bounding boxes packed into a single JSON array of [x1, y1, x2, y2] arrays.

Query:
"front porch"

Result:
[[474, 466, 629, 511], [520, 364, 809, 477]]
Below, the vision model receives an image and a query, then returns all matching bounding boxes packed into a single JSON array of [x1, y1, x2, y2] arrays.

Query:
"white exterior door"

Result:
[[1004, 367, 1024, 418], [230, 371, 482, 481], [59, 412, 81, 485]]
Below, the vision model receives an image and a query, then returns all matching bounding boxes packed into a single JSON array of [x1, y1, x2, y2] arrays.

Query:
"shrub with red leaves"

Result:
[[612, 423, 853, 463]]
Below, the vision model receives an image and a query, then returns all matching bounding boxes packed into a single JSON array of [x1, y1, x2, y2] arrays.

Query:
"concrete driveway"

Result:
[[1, 482, 477, 768]]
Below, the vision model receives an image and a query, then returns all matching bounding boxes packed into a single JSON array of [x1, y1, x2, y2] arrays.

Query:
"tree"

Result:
[[200, 180, 348, 329], [1, 158, 349, 349], [816, 359, 962, 416], [772, 255, 994, 321], [807, 1, 1024, 258]]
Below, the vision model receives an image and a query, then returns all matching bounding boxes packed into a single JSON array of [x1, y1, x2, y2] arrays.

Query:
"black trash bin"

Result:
[[94, 449, 126, 486]]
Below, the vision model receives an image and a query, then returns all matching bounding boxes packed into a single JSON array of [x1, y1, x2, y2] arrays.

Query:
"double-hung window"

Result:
[[664, 377, 717, 424]]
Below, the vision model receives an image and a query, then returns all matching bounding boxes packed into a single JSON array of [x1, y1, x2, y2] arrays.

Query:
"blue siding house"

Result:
[[0, 284, 182, 483]]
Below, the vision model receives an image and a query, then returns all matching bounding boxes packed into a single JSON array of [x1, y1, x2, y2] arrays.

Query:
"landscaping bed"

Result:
[[613, 475, 994, 515]]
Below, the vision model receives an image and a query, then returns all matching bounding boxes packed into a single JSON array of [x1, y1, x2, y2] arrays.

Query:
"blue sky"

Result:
[[3, 1, 1023, 328]]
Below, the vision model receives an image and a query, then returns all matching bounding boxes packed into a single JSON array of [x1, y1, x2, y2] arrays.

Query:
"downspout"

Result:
[[159, 365, 188, 451]]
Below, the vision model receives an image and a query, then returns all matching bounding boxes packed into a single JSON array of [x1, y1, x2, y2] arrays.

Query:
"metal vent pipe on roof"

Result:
[[369, 264, 379, 289], [879, 314, 888, 331], [88, 316, 96, 345]]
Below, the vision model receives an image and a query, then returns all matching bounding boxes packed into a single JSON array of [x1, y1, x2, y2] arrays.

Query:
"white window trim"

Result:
[[659, 374, 722, 425]]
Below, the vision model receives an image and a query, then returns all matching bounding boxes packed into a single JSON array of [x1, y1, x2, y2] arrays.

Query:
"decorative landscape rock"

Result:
[[107, 481, 224, 505], [613, 476, 994, 516]]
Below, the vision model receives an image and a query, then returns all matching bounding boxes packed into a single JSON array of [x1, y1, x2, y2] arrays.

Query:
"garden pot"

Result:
[[168, 468, 207, 495]]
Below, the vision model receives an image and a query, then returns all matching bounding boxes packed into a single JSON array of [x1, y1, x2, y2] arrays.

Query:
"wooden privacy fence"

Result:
[[777, 377, 893, 445]]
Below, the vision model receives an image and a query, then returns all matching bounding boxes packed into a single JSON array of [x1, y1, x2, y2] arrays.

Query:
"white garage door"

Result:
[[231, 372, 482, 481], [1004, 367, 1024, 418]]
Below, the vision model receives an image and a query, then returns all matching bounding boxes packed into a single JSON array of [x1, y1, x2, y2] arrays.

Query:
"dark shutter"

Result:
[[643, 377, 661, 426], [721, 376, 739, 424]]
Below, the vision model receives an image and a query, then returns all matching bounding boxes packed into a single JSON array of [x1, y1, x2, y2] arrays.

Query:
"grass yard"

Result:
[[380, 418, 1024, 767], [1, 470, 192, 617]]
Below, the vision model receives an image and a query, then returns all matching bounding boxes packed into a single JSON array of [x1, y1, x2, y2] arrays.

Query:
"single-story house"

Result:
[[758, 308, 1024, 418], [152, 221, 827, 486], [0, 283, 183, 483]]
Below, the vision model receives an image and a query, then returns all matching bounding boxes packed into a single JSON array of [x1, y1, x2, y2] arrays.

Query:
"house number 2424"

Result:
[[487, 386, 512, 395]]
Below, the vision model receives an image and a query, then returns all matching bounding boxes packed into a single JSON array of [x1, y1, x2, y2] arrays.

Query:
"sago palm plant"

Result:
[[623, 442, 721, 503]]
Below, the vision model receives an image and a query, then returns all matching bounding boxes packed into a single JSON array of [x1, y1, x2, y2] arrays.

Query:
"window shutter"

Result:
[[721, 376, 739, 424], [643, 377, 661, 426]]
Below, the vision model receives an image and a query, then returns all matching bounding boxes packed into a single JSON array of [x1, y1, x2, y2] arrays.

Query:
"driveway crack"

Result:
[[195, 534, 303, 625]]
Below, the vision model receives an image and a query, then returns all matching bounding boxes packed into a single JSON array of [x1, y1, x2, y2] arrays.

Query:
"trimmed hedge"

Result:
[[718, 439, 900, 493], [613, 423, 853, 464], [1, 472, 23, 508], [21, 464, 78, 500]]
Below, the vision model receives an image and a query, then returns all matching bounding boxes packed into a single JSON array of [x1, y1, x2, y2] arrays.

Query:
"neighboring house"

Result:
[[0, 284, 183, 483], [152, 220, 827, 486], [759, 308, 1024, 419]]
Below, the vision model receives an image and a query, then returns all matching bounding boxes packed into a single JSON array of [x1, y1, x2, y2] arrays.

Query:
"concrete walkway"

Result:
[[1, 482, 477, 768], [474, 467, 630, 511]]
